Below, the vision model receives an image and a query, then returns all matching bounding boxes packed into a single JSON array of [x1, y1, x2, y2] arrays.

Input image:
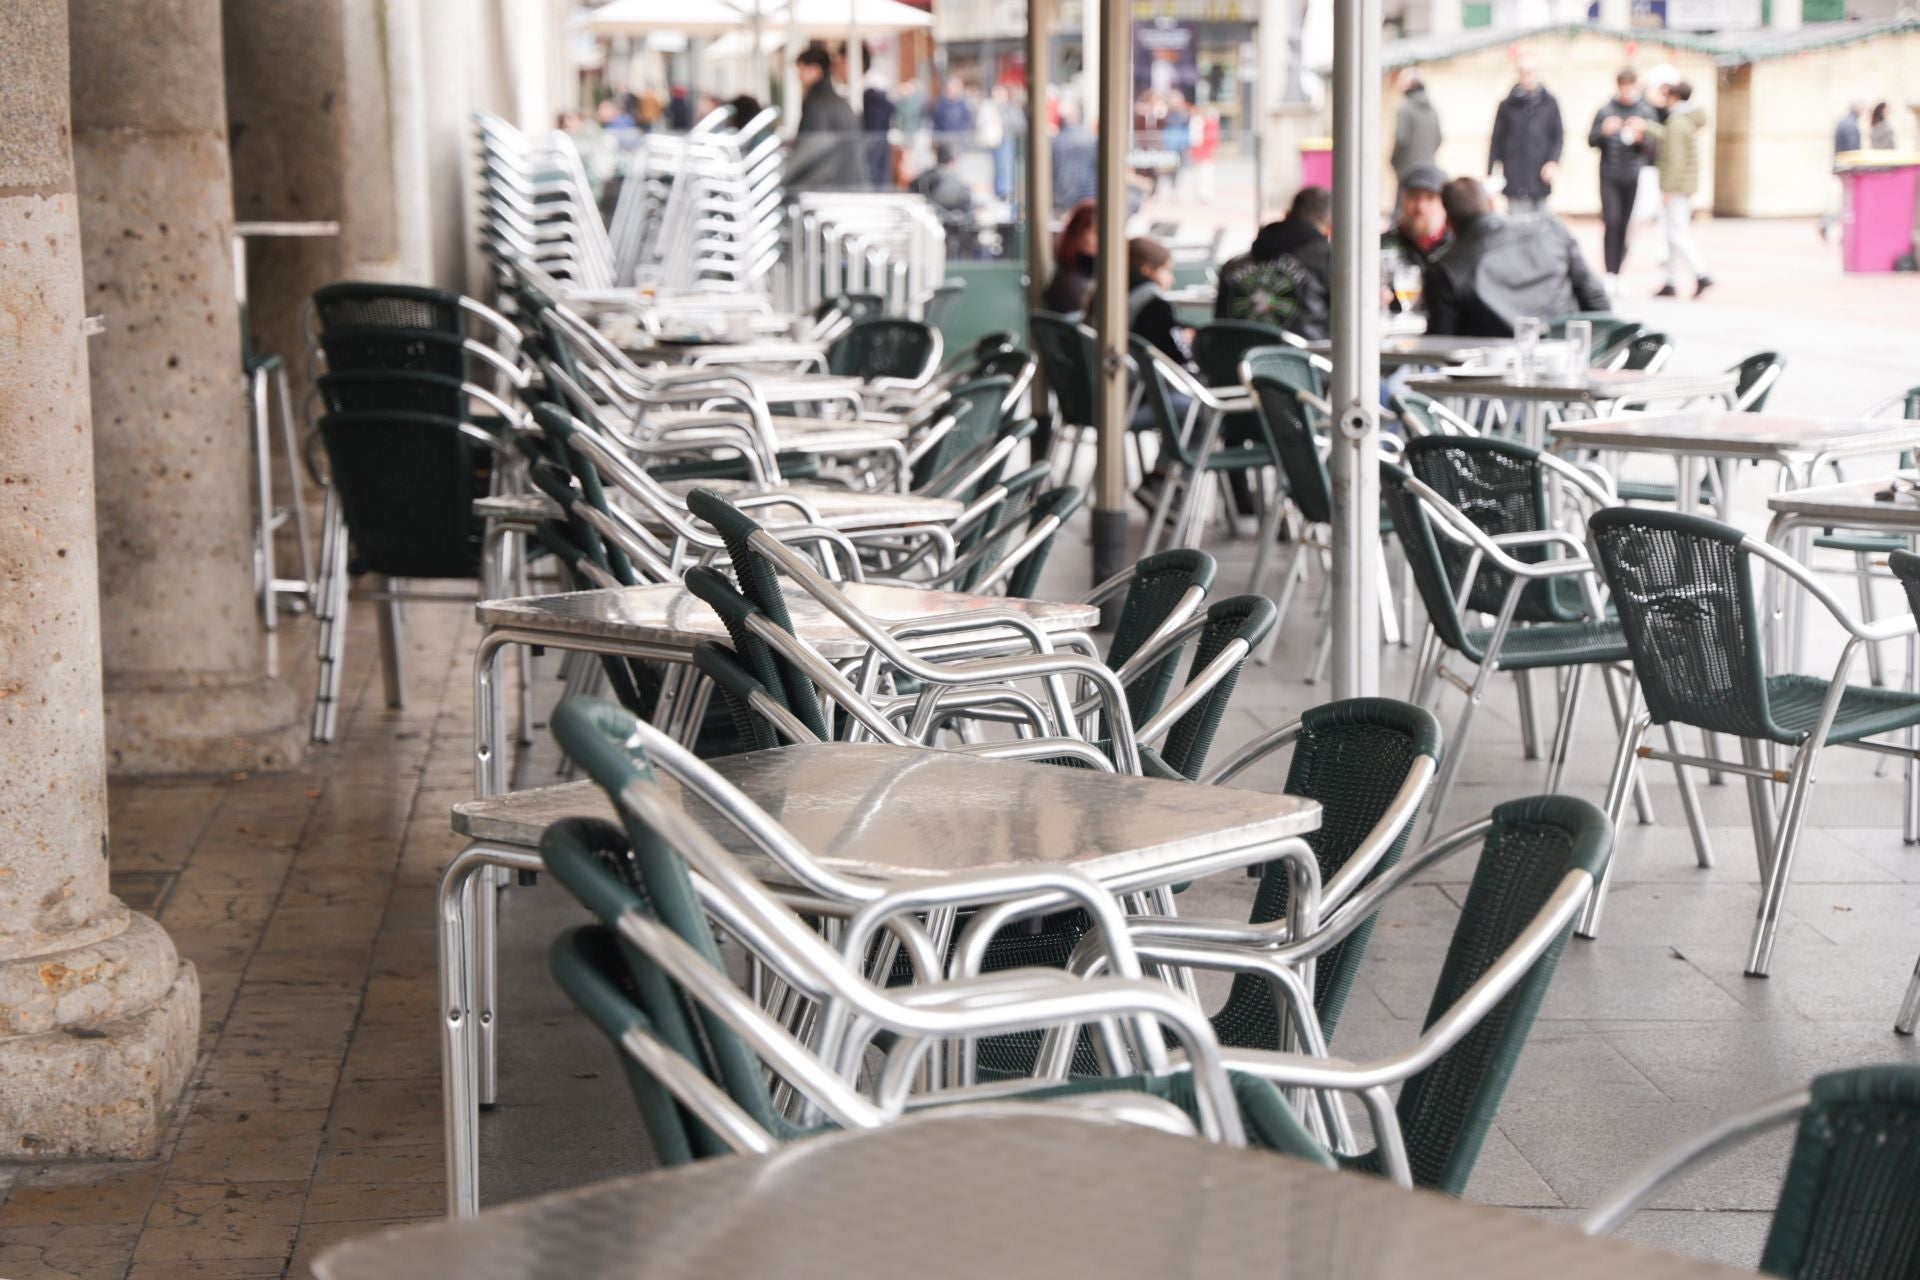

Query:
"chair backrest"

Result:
[[1192, 321, 1291, 391], [914, 375, 1013, 493], [1731, 352, 1784, 413], [1251, 373, 1332, 526], [317, 370, 471, 420], [1221, 699, 1443, 1047], [813, 292, 885, 324], [1590, 320, 1645, 366], [1001, 485, 1084, 600], [312, 282, 464, 334], [1401, 435, 1576, 626], [1241, 345, 1326, 400], [319, 327, 469, 379], [963, 348, 1038, 409], [1616, 330, 1672, 373], [1381, 460, 1477, 657], [1588, 507, 1776, 741], [1129, 336, 1201, 467], [1759, 1065, 1920, 1280], [1391, 389, 1477, 439], [1152, 595, 1278, 780], [1029, 311, 1098, 429], [1890, 550, 1920, 624], [827, 317, 938, 382], [529, 404, 637, 585], [549, 921, 703, 1167], [1105, 549, 1218, 730], [317, 410, 488, 580], [1393, 794, 1612, 1195], [685, 489, 831, 739], [922, 279, 966, 332], [692, 640, 796, 752]]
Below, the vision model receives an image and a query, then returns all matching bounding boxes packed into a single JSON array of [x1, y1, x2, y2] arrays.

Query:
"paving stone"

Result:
[[133, 1181, 304, 1262]]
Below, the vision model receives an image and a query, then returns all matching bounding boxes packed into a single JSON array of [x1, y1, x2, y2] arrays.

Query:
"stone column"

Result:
[[0, 0, 199, 1159], [71, 0, 305, 775]]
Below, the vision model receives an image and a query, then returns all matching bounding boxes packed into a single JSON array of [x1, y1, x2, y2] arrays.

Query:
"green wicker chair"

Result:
[[1609, 330, 1672, 373], [1585, 508, 1920, 974], [542, 698, 1337, 1163], [1584, 1066, 1920, 1279], [1732, 351, 1786, 412], [1391, 388, 1478, 439], [1809, 386, 1920, 685], [1383, 447, 1634, 836], [921, 279, 966, 333], [1131, 335, 1284, 556], [826, 316, 940, 385]]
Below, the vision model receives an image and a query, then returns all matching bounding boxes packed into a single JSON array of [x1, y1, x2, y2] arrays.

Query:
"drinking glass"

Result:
[[1392, 262, 1424, 315], [1514, 316, 1544, 385], [1563, 319, 1593, 378]]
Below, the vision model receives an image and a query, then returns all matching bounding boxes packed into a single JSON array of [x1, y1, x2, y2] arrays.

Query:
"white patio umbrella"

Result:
[[581, 0, 775, 38]]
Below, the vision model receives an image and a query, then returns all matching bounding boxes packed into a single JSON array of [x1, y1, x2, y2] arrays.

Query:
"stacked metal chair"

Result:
[[473, 114, 614, 289], [605, 105, 784, 293], [786, 192, 948, 319]]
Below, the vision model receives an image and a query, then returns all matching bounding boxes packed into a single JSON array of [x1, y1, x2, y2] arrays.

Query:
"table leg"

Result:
[[474, 631, 513, 798], [1907, 631, 1920, 845], [1524, 401, 1546, 451]]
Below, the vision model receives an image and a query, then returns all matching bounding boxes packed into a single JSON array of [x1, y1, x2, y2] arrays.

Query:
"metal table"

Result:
[[326, 1113, 1745, 1279], [476, 482, 961, 543], [1551, 412, 1920, 522], [639, 409, 914, 474], [440, 746, 1322, 1217], [1765, 472, 1920, 843], [1407, 368, 1738, 449]]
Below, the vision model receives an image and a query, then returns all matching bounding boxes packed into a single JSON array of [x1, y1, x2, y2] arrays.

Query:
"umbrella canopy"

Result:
[[780, 0, 931, 31], [581, 0, 780, 38]]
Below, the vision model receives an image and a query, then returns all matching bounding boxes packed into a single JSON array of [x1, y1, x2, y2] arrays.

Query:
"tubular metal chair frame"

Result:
[[1579, 517, 1920, 978]]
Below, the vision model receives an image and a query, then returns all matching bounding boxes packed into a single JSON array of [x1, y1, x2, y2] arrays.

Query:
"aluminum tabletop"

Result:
[[454, 743, 1320, 885], [1552, 413, 1920, 460], [476, 486, 960, 533], [1406, 367, 1737, 406], [1768, 471, 1920, 525], [323, 1113, 1745, 1280], [476, 582, 1096, 661]]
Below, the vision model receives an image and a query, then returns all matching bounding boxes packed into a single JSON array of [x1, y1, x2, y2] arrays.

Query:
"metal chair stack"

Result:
[[786, 192, 947, 319], [606, 106, 784, 294], [473, 113, 615, 289]]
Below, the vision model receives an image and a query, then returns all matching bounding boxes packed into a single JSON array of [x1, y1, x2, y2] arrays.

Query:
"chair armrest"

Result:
[[1580, 1087, 1809, 1235]]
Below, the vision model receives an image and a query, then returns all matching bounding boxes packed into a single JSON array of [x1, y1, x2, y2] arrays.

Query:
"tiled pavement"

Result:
[[6, 221, 1920, 1278]]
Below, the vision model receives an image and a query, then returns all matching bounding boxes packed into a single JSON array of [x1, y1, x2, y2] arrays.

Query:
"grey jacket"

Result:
[[1392, 88, 1442, 177], [1423, 212, 1608, 338]]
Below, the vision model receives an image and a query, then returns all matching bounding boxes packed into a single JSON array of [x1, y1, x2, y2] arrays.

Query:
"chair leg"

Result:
[[1897, 951, 1920, 1034], [1255, 539, 1309, 667], [1407, 625, 1440, 706], [1142, 460, 1184, 556], [271, 362, 315, 597], [250, 367, 277, 635], [1738, 735, 1779, 882], [1514, 670, 1541, 761], [376, 576, 406, 710], [1576, 707, 1652, 939], [1598, 665, 1656, 825], [1542, 663, 1589, 794], [1374, 556, 1402, 647], [1663, 723, 1714, 869], [1246, 482, 1281, 595], [1856, 551, 1884, 687], [1306, 615, 1333, 685], [1424, 657, 1499, 840], [1745, 738, 1824, 978]]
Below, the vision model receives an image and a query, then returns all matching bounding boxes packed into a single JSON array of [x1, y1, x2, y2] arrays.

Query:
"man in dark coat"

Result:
[[786, 45, 869, 194], [1423, 178, 1608, 338], [1489, 55, 1564, 214], [1587, 67, 1658, 283], [1213, 186, 1332, 341]]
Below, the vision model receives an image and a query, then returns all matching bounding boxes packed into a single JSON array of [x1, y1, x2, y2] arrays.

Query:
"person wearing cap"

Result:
[[1383, 164, 1454, 270]]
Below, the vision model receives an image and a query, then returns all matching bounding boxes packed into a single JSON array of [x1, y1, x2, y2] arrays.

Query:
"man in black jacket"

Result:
[[1423, 178, 1607, 338], [786, 45, 869, 194], [1213, 186, 1332, 341], [1588, 68, 1658, 285], [1488, 55, 1563, 214]]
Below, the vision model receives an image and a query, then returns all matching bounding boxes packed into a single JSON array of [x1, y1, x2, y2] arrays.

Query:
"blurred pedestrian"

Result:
[[1391, 69, 1441, 182], [1835, 101, 1864, 154], [1643, 80, 1711, 299], [1052, 99, 1097, 209], [667, 85, 693, 131], [910, 142, 978, 252], [1870, 101, 1897, 149], [1162, 92, 1193, 195], [1588, 68, 1657, 289], [786, 45, 868, 194], [1489, 55, 1562, 213], [863, 73, 896, 190], [932, 75, 973, 140], [1188, 105, 1219, 202]]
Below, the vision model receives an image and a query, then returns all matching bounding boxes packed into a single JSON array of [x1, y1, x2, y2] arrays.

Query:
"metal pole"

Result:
[[1026, 0, 1054, 443], [1328, 0, 1381, 697], [1090, 0, 1130, 596]]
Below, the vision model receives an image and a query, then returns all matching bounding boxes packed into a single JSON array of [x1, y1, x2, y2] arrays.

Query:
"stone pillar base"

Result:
[[105, 674, 305, 776], [0, 919, 200, 1160]]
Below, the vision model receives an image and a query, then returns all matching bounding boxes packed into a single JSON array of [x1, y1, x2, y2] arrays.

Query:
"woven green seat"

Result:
[[1459, 618, 1628, 670], [1812, 531, 1904, 555], [543, 708, 1335, 1168], [922, 280, 965, 333], [826, 317, 938, 382], [1760, 1066, 1920, 1279], [313, 282, 464, 333], [1338, 794, 1610, 1194], [1029, 311, 1099, 434], [319, 327, 469, 379]]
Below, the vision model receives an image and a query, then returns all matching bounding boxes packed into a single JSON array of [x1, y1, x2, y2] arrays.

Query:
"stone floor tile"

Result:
[[0, 1222, 141, 1280], [164, 1110, 331, 1184], [300, 1179, 447, 1224], [124, 1259, 290, 1279], [132, 1181, 304, 1262], [311, 1144, 447, 1186], [338, 1019, 439, 1084], [317, 1079, 443, 1151], [0, 1163, 164, 1227]]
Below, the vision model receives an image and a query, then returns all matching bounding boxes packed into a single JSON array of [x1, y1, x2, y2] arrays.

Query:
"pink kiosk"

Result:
[[1836, 151, 1920, 273]]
